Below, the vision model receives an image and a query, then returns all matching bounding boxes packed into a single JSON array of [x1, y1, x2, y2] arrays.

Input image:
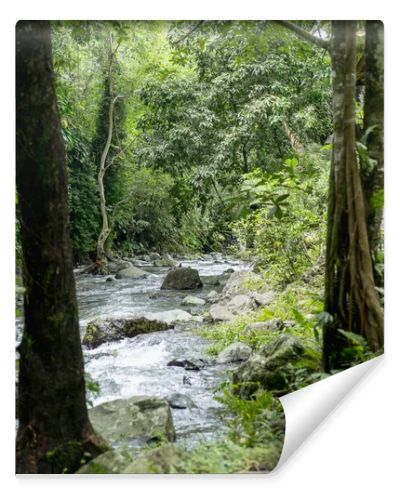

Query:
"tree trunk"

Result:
[[16, 21, 107, 473], [362, 21, 384, 282], [323, 21, 384, 371]]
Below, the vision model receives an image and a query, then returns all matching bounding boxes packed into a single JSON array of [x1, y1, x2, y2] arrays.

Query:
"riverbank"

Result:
[[16, 252, 325, 473]]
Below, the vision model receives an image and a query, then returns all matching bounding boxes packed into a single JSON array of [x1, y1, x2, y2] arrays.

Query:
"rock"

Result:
[[153, 254, 177, 267], [233, 334, 305, 398], [166, 393, 196, 409], [132, 259, 149, 267], [216, 342, 252, 364], [161, 267, 203, 290], [224, 268, 235, 274], [108, 260, 130, 273], [167, 358, 209, 370], [77, 450, 128, 474], [89, 395, 176, 445], [190, 315, 204, 323], [283, 320, 297, 328], [259, 334, 304, 366], [252, 290, 276, 306], [181, 295, 206, 306], [202, 254, 214, 261], [221, 270, 263, 299], [149, 252, 161, 260], [206, 290, 219, 303], [146, 309, 194, 325], [136, 254, 152, 262], [83, 317, 169, 349], [232, 354, 291, 398], [115, 264, 150, 280], [227, 294, 256, 314], [123, 444, 189, 474], [106, 277, 115, 282], [243, 319, 284, 336], [209, 304, 234, 322]]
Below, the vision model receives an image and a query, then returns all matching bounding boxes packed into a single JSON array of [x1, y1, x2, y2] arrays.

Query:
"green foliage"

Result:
[[216, 386, 285, 448], [336, 329, 380, 365], [85, 373, 100, 407], [50, 21, 334, 259], [178, 439, 281, 473], [231, 148, 329, 285]]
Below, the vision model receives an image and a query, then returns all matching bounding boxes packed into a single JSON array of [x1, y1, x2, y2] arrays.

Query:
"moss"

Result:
[[122, 318, 168, 337], [45, 440, 85, 473]]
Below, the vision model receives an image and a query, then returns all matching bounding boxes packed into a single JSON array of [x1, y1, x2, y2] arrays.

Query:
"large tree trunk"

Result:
[[16, 21, 107, 473], [362, 21, 384, 283], [323, 21, 384, 371]]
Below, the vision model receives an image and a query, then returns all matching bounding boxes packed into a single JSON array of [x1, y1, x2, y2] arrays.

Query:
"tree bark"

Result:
[[362, 21, 384, 279], [323, 21, 384, 371], [16, 21, 107, 473]]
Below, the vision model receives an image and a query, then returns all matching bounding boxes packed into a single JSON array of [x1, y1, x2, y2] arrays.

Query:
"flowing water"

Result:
[[16, 257, 246, 449]]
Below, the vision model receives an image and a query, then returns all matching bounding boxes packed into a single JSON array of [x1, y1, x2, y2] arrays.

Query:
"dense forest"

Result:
[[15, 20, 383, 474]]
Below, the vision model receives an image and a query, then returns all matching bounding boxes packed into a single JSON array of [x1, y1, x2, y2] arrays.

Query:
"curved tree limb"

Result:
[[274, 20, 331, 52]]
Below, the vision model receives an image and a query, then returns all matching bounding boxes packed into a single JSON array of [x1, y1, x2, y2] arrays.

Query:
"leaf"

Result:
[[338, 329, 369, 350], [371, 188, 384, 210], [275, 193, 290, 203], [284, 157, 298, 169], [315, 311, 333, 326]]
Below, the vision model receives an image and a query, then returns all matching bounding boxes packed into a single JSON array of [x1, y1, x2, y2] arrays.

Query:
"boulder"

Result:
[[115, 264, 150, 280], [123, 444, 189, 474], [243, 319, 284, 336], [167, 358, 209, 371], [221, 270, 264, 299], [206, 290, 219, 303], [166, 393, 196, 409], [77, 450, 129, 474], [232, 354, 291, 398], [161, 267, 203, 290], [233, 334, 305, 398], [227, 294, 256, 314], [132, 259, 149, 267], [153, 254, 177, 267], [146, 309, 194, 325], [209, 304, 234, 322], [77, 445, 189, 474], [252, 290, 276, 306], [108, 260, 130, 274], [181, 295, 206, 306], [83, 317, 169, 349], [89, 395, 176, 445], [216, 342, 252, 364], [149, 252, 161, 260], [259, 334, 304, 366]]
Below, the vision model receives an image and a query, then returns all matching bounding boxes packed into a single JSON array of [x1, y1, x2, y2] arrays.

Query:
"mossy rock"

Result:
[[161, 267, 203, 290], [233, 335, 305, 398], [89, 396, 176, 446], [83, 317, 169, 349], [123, 444, 190, 473]]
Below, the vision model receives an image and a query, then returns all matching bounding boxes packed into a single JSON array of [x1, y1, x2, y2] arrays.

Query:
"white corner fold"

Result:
[[276, 355, 383, 469]]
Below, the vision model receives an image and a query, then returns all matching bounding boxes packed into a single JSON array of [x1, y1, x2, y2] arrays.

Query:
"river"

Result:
[[17, 256, 245, 450]]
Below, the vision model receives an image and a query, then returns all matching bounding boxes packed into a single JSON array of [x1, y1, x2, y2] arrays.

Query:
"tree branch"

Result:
[[274, 20, 331, 52], [174, 21, 205, 44]]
